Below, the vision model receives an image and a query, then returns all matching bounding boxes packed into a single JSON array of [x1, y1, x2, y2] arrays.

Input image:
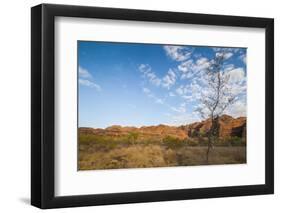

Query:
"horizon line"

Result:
[[79, 114, 247, 129]]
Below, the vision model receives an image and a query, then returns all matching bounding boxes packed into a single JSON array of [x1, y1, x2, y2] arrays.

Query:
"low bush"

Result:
[[229, 136, 246, 146], [162, 136, 186, 149], [186, 139, 199, 146]]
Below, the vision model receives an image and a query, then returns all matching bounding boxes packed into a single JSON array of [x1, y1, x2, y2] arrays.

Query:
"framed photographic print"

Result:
[[31, 3, 274, 209]]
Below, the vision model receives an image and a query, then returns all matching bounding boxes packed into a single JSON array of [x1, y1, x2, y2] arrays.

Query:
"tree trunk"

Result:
[[206, 137, 211, 163], [206, 114, 214, 163]]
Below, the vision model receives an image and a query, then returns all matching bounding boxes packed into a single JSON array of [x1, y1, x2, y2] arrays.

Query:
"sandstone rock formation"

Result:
[[79, 115, 246, 141], [184, 115, 246, 138]]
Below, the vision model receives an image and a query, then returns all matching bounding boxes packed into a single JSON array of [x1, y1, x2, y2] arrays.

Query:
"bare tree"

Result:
[[196, 51, 236, 163]]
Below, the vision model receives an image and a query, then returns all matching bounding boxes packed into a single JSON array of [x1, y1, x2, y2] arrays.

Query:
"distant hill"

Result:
[[182, 114, 246, 138], [79, 114, 246, 142]]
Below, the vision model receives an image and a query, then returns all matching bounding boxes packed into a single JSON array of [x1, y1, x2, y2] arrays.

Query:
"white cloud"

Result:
[[178, 59, 193, 73], [79, 79, 101, 91], [143, 87, 150, 94], [240, 54, 247, 64], [174, 61, 246, 119], [173, 82, 201, 102], [213, 47, 239, 54], [139, 64, 177, 89], [193, 64, 246, 118], [162, 69, 176, 89], [169, 92, 175, 97], [142, 87, 164, 105], [215, 52, 233, 60], [175, 86, 184, 95], [224, 64, 235, 72], [196, 57, 209, 66], [146, 72, 161, 86], [171, 103, 186, 113], [79, 66, 92, 78], [155, 98, 164, 104], [225, 99, 247, 117], [224, 52, 233, 59], [139, 64, 148, 72], [175, 57, 246, 116], [227, 67, 245, 83], [139, 64, 162, 86], [182, 95, 193, 101], [163, 45, 192, 61], [78, 66, 101, 91], [213, 48, 236, 60], [176, 85, 188, 95], [140, 47, 247, 121], [171, 107, 182, 113], [195, 57, 211, 70], [178, 57, 210, 80]]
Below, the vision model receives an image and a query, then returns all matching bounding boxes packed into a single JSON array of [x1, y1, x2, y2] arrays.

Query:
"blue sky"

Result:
[[78, 41, 246, 128]]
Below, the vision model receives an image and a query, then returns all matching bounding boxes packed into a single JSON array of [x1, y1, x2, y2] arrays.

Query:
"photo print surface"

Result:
[[78, 41, 247, 171]]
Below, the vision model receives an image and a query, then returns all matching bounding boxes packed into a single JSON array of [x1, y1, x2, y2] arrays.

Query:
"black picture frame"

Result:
[[31, 3, 274, 209]]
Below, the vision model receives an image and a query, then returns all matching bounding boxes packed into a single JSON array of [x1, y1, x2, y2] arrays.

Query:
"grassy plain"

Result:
[[78, 133, 246, 170]]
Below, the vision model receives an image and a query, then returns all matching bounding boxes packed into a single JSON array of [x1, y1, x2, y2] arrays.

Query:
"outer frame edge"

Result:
[[31, 3, 274, 209], [31, 4, 43, 209]]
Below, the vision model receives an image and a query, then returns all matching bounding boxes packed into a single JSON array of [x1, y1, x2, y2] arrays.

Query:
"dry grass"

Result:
[[79, 143, 246, 170]]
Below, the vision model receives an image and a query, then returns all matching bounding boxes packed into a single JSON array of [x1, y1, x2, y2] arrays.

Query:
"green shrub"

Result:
[[187, 139, 199, 146], [127, 132, 139, 145], [230, 136, 246, 146], [163, 136, 186, 149], [79, 133, 121, 150], [213, 136, 246, 146]]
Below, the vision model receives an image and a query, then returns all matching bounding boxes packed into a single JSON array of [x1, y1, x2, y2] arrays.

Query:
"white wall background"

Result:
[[0, 0, 279, 212]]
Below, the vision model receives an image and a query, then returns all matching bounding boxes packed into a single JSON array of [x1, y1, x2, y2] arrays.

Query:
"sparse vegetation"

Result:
[[128, 131, 139, 145], [78, 130, 246, 170]]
